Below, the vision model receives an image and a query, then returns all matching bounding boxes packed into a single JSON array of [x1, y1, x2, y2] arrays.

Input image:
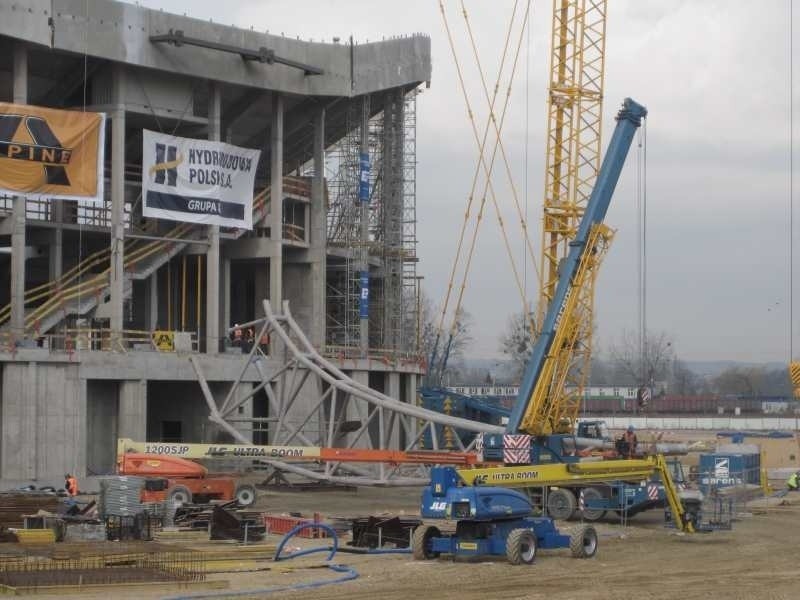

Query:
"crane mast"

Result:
[[507, 98, 646, 435], [538, 0, 608, 425]]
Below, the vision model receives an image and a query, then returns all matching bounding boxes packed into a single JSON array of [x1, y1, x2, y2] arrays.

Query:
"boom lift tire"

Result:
[[570, 525, 598, 559], [547, 488, 577, 520], [506, 528, 537, 565], [580, 487, 607, 522], [167, 484, 192, 506], [412, 525, 442, 560], [234, 483, 257, 507]]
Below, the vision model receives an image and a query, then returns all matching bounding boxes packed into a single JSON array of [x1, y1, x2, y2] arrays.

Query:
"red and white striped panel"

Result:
[[503, 434, 531, 449], [647, 484, 659, 500], [504, 448, 530, 464]]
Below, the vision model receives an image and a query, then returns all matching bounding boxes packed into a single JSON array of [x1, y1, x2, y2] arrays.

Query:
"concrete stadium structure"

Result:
[[0, 1, 433, 482]]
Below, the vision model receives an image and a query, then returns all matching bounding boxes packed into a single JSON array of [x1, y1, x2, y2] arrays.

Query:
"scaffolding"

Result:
[[326, 98, 364, 349], [325, 89, 419, 356]]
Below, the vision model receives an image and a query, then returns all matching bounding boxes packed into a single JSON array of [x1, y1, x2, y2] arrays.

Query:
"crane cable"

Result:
[[636, 116, 649, 401], [432, 0, 529, 376], [461, 0, 543, 305], [437, 0, 533, 378], [789, 0, 794, 366]]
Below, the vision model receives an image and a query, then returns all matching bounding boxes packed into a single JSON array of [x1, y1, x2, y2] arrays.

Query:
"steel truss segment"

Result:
[[189, 300, 500, 486]]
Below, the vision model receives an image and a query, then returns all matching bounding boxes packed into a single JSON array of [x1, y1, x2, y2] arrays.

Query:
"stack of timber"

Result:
[[0, 492, 61, 530]]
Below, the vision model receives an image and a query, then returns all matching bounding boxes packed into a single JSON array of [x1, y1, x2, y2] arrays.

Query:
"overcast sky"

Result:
[[135, 0, 799, 364]]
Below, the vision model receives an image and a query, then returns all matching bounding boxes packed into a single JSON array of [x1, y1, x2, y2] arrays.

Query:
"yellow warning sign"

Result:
[[153, 330, 175, 352]]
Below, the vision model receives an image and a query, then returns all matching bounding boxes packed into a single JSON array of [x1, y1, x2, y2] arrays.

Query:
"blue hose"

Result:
[[162, 522, 358, 600]]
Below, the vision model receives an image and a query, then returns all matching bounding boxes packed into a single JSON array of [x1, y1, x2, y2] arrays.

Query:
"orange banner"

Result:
[[0, 102, 105, 201]]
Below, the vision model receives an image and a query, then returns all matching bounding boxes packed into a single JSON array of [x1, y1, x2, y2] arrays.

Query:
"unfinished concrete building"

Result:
[[0, 0, 430, 482]]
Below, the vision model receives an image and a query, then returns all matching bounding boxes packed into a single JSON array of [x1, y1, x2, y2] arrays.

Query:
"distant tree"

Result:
[[713, 366, 766, 397], [420, 290, 473, 386], [608, 329, 675, 388], [589, 355, 612, 385], [499, 311, 536, 380], [668, 359, 702, 396]]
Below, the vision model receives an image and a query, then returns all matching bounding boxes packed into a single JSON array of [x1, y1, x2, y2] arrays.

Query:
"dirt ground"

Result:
[[34, 429, 800, 599], [51, 484, 800, 600]]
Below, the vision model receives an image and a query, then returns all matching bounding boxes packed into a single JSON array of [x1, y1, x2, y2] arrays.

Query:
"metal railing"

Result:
[[0, 328, 199, 354]]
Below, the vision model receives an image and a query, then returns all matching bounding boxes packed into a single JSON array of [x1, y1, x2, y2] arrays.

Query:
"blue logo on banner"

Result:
[[359, 152, 370, 203], [359, 272, 369, 318]]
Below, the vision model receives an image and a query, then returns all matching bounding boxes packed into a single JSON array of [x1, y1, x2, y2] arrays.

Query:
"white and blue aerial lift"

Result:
[[414, 99, 730, 566]]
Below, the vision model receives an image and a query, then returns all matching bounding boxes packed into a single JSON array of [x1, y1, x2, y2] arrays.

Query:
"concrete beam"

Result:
[[2, 1, 431, 97]]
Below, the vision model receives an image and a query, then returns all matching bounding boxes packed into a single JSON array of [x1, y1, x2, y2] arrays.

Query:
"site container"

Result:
[[698, 452, 761, 491]]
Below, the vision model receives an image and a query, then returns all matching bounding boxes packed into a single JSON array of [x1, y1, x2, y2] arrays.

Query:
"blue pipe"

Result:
[[163, 522, 358, 600]]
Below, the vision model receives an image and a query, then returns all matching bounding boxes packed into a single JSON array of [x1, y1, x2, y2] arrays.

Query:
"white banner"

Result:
[[142, 130, 260, 228]]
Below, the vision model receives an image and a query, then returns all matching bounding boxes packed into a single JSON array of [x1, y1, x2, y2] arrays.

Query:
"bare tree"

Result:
[[499, 311, 536, 380], [713, 366, 765, 397], [420, 290, 473, 386], [608, 329, 675, 388], [668, 359, 703, 396]]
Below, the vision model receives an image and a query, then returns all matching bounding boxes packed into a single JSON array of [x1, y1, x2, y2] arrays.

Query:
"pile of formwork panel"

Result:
[[0, 492, 61, 529], [99, 476, 146, 517]]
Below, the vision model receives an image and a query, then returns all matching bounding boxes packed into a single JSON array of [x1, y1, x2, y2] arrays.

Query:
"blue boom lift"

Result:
[[413, 98, 651, 564]]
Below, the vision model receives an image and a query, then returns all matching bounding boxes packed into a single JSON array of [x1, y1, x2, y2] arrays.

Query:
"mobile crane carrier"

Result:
[[413, 98, 730, 566]]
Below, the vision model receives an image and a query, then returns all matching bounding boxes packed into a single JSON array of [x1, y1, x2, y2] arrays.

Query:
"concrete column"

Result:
[[206, 83, 222, 354], [232, 382, 254, 443], [110, 64, 126, 341], [358, 96, 370, 355], [49, 202, 64, 281], [385, 372, 401, 448], [406, 372, 418, 447], [346, 370, 370, 448], [222, 258, 231, 343], [269, 92, 284, 309], [119, 379, 147, 441], [309, 107, 326, 348], [1, 363, 86, 481], [146, 272, 158, 330], [10, 43, 27, 339]]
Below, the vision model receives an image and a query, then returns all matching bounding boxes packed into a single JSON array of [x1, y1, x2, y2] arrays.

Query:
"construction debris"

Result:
[[0, 492, 61, 530], [349, 516, 421, 549]]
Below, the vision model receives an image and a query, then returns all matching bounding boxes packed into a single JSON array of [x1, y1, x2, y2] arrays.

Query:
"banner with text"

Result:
[[142, 130, 260, 228], [0, 102, 105, 201]]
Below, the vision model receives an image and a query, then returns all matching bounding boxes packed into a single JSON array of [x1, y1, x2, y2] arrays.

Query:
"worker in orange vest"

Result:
[[64, 473, 78, 496], [622, 426, 638, 458]]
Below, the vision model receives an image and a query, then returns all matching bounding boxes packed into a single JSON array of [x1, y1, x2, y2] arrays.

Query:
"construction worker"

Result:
[[232, 324, 243, 348], [259, 331, 270, 354], [245, 327, 255, 352], [64, 473, 78, 496], [787, 471, 800, 491], [622, 425, 638, 459]]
